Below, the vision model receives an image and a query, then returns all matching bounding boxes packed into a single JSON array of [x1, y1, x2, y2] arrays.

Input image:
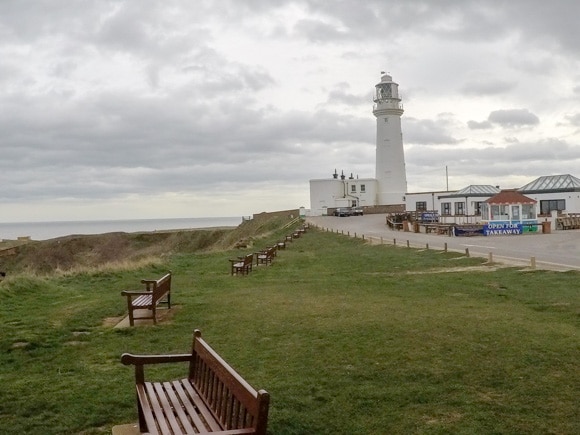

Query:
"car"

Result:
[[334, 207, 352, 217], [351, 207, 364, 216]]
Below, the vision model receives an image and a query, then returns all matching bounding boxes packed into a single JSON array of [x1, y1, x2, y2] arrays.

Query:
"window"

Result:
[[540, 199, 565, 215], [360, 184, 366, 193], [351, 185, 356, 193], [522, 204, 536, 219], [454, 202, 465, 215], [441, 202, 451, 216], [416, 201, 427, 211], [474, 201, 483, 215]]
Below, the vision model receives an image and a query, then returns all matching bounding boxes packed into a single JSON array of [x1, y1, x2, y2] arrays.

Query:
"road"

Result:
[[306, 214, 580, 271]]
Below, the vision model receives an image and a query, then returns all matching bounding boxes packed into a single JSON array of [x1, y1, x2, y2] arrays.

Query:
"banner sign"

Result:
[[420, 212, 439, 223], [483, 222, 523, 236], [453, 225, 484, 237]]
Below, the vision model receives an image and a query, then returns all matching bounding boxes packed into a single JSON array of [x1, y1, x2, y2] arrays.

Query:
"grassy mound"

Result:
[[0, 215, 297, 275]]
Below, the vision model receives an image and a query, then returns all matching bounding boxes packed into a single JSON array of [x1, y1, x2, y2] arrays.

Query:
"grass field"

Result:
[[0, 222, 578, 434]]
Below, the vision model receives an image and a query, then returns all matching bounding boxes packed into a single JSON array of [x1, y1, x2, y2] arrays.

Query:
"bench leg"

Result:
[[127, 300, 135, 327]]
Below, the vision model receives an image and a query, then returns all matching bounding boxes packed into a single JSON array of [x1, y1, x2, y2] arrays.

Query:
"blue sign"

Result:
[[421, 212, 439, 222], [483, 222, 523, 236]]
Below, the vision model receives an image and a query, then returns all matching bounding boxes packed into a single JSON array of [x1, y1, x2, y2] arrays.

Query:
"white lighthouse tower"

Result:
[[373, 73, 407, 206]]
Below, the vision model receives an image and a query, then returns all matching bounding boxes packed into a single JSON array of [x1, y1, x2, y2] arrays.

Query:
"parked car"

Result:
[[334, 207, 352, 217], [351, 207, 364, 216]]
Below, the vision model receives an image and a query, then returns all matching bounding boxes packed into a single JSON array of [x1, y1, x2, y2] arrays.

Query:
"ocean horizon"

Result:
[[0, 216, 244, 241]]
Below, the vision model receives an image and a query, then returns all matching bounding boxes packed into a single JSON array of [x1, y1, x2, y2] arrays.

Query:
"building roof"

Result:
[[486, 189, 536, 204], [519, 174, 580, 193], [439, 185, 500, 198]]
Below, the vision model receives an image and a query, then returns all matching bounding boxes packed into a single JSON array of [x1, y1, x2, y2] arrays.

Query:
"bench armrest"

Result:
[[121, 352, 193, 366]]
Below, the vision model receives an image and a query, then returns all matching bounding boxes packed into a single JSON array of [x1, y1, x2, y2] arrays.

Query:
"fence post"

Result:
[[488, 252, 493, 263], [426, 243, 429, 250], [444, 242, 448, 252], [393, 238, 396, 246], [407, 240, 410, 248], [531, 256, 536, 269], [465, 247, 470, 257]]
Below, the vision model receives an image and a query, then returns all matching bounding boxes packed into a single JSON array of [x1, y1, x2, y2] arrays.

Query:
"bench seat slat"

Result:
[[139, 383, 166, 435], [171, 379, 210, 432], [152, 382, 184, 435], [132, 294, 153, 307], [181, 376, 224, 432], [163, 380, 195, 434]]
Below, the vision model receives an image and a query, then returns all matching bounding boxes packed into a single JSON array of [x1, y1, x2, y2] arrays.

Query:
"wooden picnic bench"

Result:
[[557, 216, 580, 230], [230, 253, 254, 276], [255, 246, 276, 266], [121, 272, 172, 327], [121, 329, 270, 435]]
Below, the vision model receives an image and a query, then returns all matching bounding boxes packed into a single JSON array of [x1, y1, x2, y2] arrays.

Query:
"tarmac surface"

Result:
[[306, 214, 580, 271]]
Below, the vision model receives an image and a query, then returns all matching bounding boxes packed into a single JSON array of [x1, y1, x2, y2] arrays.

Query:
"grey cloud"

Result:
[[467, 120, 492, 130], [461, 79, 516, 96], [403, 118, 459, 145], [565, 113, 580, 127], [488, 109, 539, 127], [327, 83, 368, 105], [293, 18, 350, 42], [407, 138, 579, 181]]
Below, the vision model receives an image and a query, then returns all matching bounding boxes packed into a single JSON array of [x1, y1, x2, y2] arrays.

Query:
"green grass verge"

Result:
[[0, 225, 578, 434]]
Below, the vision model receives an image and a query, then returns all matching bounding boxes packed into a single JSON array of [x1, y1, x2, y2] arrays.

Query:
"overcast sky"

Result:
[[1, 0, 579, 222]]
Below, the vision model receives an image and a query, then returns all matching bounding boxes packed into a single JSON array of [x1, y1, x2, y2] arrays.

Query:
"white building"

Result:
[[405, 174, 580, 228], [309, 73, 406, 215]]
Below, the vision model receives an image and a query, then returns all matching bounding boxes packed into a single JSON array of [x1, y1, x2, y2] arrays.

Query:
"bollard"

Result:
[[381, 237, 383, 244], [488, 252, 493, 263], [362, 234, 364, 240], [393, 238, 396, 246], [406, 240, 410, 248], [531, 256, 536, 269], [426, 243, 429, 250], [444, 242, 448, 252], [465, 247, 470, 257]]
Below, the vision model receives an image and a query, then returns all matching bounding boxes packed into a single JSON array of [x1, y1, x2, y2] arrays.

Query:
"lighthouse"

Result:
[[373, 73, 407, 206]]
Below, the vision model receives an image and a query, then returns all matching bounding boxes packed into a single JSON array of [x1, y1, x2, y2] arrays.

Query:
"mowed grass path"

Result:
[[0, 225, 578, 434]]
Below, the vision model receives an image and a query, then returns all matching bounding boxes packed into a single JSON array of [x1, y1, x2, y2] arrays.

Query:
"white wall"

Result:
[[309, 178, 377, 215]]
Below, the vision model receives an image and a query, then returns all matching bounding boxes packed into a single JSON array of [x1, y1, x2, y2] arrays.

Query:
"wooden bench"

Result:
[[121, 272, 172, 327], [276, 240, 286, 250], [121, 329, 270, 435], [424, 224, 438, 234], [230, 253, 254, 276], [255, 246, 276, 266]]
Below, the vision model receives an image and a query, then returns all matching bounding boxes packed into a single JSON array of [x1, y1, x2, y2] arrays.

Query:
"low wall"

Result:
[[252, 209, 301, 221]]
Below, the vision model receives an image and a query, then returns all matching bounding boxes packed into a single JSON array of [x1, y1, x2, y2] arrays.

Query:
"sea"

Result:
[[0, 216, 244, 241]]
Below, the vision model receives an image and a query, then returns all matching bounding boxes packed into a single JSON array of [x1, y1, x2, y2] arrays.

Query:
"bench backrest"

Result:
[[189, 330, 269, 434], [243, 253, 254, 265], [141, 272, 171, 304]]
